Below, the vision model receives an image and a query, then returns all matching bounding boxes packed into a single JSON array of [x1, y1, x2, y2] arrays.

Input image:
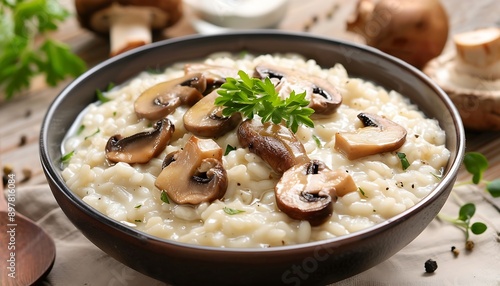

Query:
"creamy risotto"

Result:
[[61, 53, 450, 248]]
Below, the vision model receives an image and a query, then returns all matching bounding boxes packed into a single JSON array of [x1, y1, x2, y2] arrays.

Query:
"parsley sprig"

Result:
[[0, 0, 86, 99], [215, 70, 314, 133]]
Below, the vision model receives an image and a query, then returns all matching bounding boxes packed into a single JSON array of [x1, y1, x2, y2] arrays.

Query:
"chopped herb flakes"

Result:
[[77, 125, 85, 135], [312, 134, 322, 148], [160, 191, 170, 204], [61, 150, 75, 163], [223, 207, 245, 215], [358, 187, 368, 198], [84, 128, 100, 140], [224, 144, 236, 155], [96, 82, 115, 103], [397, 152, 410, 170]]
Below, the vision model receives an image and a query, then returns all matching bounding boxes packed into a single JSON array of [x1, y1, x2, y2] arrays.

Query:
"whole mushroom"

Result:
[[424, 27, 500, 130], [75, 0, 183, 56], [347, 0, 449, 69]]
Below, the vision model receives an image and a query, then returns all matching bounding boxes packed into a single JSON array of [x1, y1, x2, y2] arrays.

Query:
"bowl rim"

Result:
[[40, 30, 466, 253]]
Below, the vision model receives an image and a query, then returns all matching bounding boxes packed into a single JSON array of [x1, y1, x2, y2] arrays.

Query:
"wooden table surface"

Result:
[[1, 0, 499, 208]]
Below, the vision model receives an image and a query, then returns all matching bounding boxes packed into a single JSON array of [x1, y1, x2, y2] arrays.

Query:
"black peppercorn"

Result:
[[424, 259, 438, 273]]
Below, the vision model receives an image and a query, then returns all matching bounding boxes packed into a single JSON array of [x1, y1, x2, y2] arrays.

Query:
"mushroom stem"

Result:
[[105, 4, 154, 56], [453, 27, 500, 79]]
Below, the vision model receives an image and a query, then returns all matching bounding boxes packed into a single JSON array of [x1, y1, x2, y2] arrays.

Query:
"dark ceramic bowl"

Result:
[[40, 31, 465, 286]]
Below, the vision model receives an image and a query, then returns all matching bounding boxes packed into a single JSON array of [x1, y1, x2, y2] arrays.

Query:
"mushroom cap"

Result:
[[75, 0, 183, 34], [347, 0, 449, 69], [183, 63, 239, 86], [105, 118, 174, 163], [334, 113, 407, 160], [424, 52, 500, 131], [155, 136, 227, 205], [237, 119, 310, 174], [134, 73, 205, 121], [183, 90, 242, 138], [275, 160, 356, 226]]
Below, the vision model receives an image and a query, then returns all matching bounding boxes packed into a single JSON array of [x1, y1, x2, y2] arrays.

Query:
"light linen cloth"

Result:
[[8, 184, 500, 285]]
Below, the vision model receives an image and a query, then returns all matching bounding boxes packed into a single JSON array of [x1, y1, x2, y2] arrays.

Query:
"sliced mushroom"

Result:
[[335, 113, 407, 160], [275, 160, 357, 226], [237, 119, 310, 174], [134, 73, 206, 121], [184, 63, 239, 90], [105, 118, 174, 164], [254, 64, 342, 115], [155, 136, 227, 205], [183, 90, 242, 137]]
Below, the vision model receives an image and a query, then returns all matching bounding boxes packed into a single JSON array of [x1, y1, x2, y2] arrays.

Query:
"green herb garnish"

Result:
[[215, 70, 315, 133], [134, 219, 142, 223], [0, 0, 86, 99], [359, 187, 368, 198], [84, 128, 100, 140], [147, 67, 164, 74], [160, 191, 170, 204], [223, 207, 245, 215], [96, 82, 115, 103], [60, 150, 74, 163], [134, 204, 142, 209], [312, 134, 322, 148], [76, 125, 85, 135], [397, 152, 410, 170], [224, 144, 236, 156]]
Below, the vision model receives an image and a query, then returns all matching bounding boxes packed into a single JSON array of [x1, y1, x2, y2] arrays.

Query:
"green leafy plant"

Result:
[[438, 152, 500, 249], [0, 0, 86, 99], [461, 152, 500, 197], [438, 203, 487, 249], [215, 70, 315, 133]]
